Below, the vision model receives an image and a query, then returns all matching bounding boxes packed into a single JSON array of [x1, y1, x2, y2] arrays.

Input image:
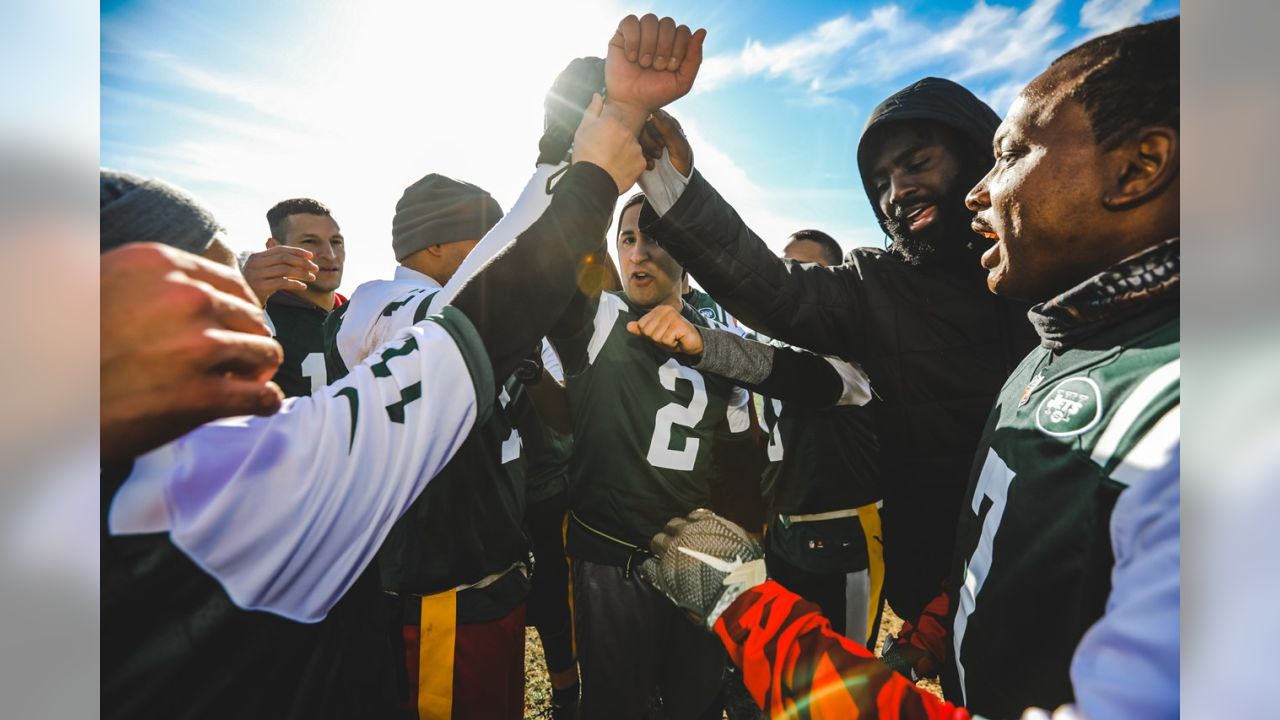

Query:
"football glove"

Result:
[[638, 509, 766, 629], [538, 56, 606, 166]]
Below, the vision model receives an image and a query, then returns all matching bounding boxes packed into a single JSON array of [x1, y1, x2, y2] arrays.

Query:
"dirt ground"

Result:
[[522, 603, 942, 718]]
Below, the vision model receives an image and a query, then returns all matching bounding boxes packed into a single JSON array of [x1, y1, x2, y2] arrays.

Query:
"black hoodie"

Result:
[[855, 76, 1002, 222], [644, 78, 1038, 622]]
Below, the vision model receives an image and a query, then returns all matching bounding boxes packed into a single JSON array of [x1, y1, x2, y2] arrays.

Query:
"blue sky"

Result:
[[102, 0, 1179, 291]]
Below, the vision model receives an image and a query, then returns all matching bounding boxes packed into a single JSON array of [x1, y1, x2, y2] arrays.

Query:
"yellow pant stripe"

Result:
[[855, 502, 885, 646], [417, 590, 457, 720]]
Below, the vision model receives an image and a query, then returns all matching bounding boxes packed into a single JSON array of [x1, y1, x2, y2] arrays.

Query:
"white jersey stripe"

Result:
[[586, 292, 625, 366], [1091, 359, 1179, 469], [1109, 405, 1180, 487]]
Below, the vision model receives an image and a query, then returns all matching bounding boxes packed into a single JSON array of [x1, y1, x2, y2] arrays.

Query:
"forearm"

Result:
[[715, 580, 969, 720], [644, 171, 862, 359], [446, 161, 619, 381], [689, 327, 870, 408]]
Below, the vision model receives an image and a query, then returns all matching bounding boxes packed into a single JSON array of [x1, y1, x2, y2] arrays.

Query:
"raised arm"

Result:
[[642, 163, 870, 360], [602, 17, 872, 360], [435, 93, 643, 382], [107, 94, 644, 623]]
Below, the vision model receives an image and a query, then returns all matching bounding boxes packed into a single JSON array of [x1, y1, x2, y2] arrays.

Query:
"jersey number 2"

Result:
[[647, 359, 708, 471]]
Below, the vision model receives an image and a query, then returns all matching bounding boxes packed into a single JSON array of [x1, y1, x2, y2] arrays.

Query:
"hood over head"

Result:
[[855, 77, 1001, 221]]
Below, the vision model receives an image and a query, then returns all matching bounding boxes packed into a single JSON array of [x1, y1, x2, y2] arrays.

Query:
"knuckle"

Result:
[[170, 281, 214, 315]]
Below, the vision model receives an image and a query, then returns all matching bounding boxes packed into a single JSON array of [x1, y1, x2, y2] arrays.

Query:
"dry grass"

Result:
[[522, 603, 943, 718]]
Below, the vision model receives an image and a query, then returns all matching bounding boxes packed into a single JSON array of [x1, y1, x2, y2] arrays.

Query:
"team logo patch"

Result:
[[698, 307, 717, 321], [1035, 376, 1103, 437]]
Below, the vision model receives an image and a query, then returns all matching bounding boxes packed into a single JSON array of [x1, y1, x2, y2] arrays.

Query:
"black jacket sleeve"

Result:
[[644, 171, 871, 362], [449, 162, 618, 383], [687, 327, 845, 410]]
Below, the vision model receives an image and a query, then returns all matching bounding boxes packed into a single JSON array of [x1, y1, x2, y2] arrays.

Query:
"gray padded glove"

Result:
[[638, 509, 767, 629]]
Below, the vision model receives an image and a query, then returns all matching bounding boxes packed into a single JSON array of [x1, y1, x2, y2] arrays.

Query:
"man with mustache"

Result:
[[610, 14, 1038, 637], [637, 15, 1179, 720]]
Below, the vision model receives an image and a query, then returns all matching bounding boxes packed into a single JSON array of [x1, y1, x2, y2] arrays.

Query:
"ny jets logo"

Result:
[[1035, 376, 1103, 437], [698, 308, 717, 321]]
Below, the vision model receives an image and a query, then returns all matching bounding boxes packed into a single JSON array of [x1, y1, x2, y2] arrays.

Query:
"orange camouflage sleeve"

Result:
[[714, 580, 969, 720]]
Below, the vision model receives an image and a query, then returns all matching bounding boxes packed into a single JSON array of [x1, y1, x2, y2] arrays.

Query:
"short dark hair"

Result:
[[785, 229, 843, 265], [616, 192, 648, 238], [1042, 16, 1178, 150], [266, 198, 332, 240]]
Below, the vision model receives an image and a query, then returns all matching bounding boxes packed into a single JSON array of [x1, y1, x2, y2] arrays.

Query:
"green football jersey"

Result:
[[944, 305, 1179, 717], [552, 291, 750, 563], [265, 291, 336, 398], [760, 396, 879, 515], [682, 286, 736, 329]]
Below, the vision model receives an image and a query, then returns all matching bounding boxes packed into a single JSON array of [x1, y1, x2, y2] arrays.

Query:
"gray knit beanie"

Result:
[[100, 169, 222, 254], [392, 174, 503, 262]]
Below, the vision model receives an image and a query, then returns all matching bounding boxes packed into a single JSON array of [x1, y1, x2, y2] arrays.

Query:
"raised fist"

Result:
[[606, 14, 707, 114]]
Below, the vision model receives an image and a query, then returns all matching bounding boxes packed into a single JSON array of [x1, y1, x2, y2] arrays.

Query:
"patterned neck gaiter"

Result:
[[1028, 237, 1180, 351]]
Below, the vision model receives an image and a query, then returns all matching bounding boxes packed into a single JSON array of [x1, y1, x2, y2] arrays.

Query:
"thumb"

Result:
[[585, 92, 604, 118], [626, 320, 642, 336], [636, 557, 660, 585], [677, 28, 707, 86]]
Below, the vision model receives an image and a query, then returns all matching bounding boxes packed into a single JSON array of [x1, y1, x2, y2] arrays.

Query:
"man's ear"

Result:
[[1103, 126, 1179, 210], [266, 237, 280, 249]]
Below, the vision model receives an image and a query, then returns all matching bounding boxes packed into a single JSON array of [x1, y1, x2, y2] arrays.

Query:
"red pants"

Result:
[[400, 598, 526, 719]]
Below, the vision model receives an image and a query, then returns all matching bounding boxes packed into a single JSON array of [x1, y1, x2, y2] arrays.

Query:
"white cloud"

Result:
[[697, 8, 901, 93], [698, 0, 1067, 98], [1079, 0, 1152, 36]]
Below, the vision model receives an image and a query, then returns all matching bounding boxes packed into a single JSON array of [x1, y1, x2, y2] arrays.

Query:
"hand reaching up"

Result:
[[640, 109, 694, 175], [572, 93, 647, 194]]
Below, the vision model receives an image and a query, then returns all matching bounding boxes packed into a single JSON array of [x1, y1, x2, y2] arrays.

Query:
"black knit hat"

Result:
[[100, 169, 222, 255], [392, 174, 504, 261]]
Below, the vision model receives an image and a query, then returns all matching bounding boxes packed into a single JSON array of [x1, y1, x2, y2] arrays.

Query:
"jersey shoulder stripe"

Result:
[[1090, 358, 1179, 470], [586, 291, 627, 366], [427, 305, 496, 428], [1108, 404, 1179, 486]]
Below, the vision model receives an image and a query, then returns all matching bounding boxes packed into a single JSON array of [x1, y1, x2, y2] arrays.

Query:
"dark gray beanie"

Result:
[[392, 174, 503, 262], [100, 169, 222, 255]]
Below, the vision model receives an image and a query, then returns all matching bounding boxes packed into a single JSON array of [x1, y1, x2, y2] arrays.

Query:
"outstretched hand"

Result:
[[242, 244, 318, 306], [606, 14, 707, 126], [626, 304, 703, 356], [637, 509, 766, 629]]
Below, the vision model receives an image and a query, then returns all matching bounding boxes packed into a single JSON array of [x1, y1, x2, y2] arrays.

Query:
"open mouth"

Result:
[[903, 204, 937, 232], [970, 221, 999, 240], [630, 271, 653, 285]]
